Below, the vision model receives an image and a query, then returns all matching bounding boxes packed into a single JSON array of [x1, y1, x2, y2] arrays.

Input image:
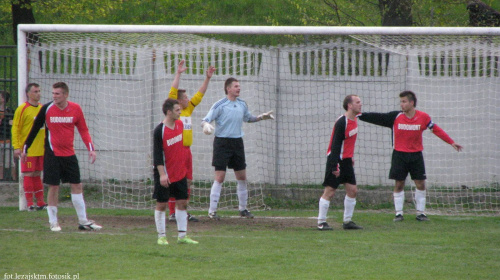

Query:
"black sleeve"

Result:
[[325, 116, 346, 173], [358, 111, 400, 128], [23, 103, 49, 153], [153, 124, 165, 169]]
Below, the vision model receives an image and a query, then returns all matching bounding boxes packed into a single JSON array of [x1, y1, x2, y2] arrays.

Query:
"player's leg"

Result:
[[43, 150, 62, 231], [317, 186, 336, 230], [173, 179, 198, 244], [208, 170, 225, 219], [22, 173, 35, 210], [230, 138, 252, 218], [47, 184, 61, 231], [64, 156, 102, 230], [153, 174, 169, 245], [184, 148, 198, 222], [209, 137, 229, 219], [32, 157, 46, 209], [342, 183, 363, 230], [409, 152, 429, 221], [389, 151, 409, 222]]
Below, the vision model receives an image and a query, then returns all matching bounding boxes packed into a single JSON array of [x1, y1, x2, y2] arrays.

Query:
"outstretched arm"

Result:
[[357, 111, 400, 128], [430, 123, 463, 152]]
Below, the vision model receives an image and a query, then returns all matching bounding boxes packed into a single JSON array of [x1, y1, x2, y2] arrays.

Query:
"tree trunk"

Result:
[[11, 0, 36, 44], [379, 0, 413, 26]]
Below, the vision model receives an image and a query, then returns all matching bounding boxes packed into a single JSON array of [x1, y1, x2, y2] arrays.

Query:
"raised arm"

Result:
[[198, 66, 216, 95], [168, 60, 188, 99]]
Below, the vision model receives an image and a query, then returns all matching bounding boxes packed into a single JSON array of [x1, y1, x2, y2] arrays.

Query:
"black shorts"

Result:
[[322, 158, 356, 189], [389, 150, 426, 181], [153, 177, 188, 203], [212, 137, 246, 171], [43, 148, 81, 185]]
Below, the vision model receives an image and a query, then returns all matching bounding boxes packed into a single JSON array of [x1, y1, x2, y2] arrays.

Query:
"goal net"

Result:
[[17, 25, 500, 215]]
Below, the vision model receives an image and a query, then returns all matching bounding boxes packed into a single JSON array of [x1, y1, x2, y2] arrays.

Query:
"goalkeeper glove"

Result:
[[201, 121, 214, 135], [258, 110, 275, 121]]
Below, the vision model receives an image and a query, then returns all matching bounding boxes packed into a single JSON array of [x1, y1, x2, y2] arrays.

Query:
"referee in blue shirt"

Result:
[[201, 77, 274, 220]]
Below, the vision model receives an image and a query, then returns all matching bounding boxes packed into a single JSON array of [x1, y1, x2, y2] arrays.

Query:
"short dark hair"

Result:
[[224, 77, 238, 95], [343, 94, 358, 111], [399, 90, 417, 107], [162, 98, 179, 115], [53, 82, 69, 94], [177, 89, 187, 99], [25, 83, 40, 94], [0, 91, 10, 104]]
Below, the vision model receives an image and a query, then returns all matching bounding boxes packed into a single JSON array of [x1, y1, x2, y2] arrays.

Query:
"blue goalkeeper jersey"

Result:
[[202, 97, 257, 138]]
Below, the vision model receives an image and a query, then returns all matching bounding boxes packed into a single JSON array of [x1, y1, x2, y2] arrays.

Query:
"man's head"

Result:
[[224, 77, 240, 96], [0, 91, 10, 105], [399, 90, 417, 112], [162, 98, 181, 120], [52, 82, 69, 105], [177, 89, 189, 109], [26, 83, 41, 103], [343, 94, 362, 114]]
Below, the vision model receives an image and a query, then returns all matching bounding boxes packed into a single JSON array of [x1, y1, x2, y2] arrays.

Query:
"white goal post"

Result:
[[17, 24, 500, 215]]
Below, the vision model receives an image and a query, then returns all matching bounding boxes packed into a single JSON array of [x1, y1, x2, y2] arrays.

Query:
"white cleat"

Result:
[[50, 223, 62, 232], [78, 220, 103, 231]]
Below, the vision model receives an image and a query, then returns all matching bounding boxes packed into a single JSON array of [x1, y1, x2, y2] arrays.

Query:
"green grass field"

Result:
[[0, 207, 499, 280]]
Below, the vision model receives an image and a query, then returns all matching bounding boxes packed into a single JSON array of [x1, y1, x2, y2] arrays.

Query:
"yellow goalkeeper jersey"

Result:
[[11, 102, 45, 156], [168, 87, 204, 147]]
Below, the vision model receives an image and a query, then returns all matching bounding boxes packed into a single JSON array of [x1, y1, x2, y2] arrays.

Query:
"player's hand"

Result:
[[13, 149, 21, 160], [89, 151, 97, 164], [452, 143, 463, 152], [20, 152, 27, 163], [206, 66, 216, 78], [160, 174, 170, 188], [333, 170, 340, 178], [177, 59, 188, 74], [202, 121, 214, 135], [258, 110, 275, 121]]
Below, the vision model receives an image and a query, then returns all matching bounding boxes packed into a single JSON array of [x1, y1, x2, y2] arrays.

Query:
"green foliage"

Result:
[[3, 0, 499, 47]]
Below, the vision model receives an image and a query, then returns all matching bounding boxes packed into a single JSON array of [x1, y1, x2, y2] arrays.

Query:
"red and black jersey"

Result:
[[153, 120, 187, 183], [325, 115, 358, 172], [358, 110, 454, 153], [23, 101, 94, 156]]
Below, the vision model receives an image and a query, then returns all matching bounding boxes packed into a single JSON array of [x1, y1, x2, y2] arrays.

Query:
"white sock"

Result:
[[71, 193, 88, 224], [394, 191, 405, 216], [154, 210, 166, 238], [317, 197, 330, 224], [237, 180, 248, 211], [343, 195, 356, 223], [47, 206, 58, 224], [415, 189, 426, 215], [209, 181, 222, 214], [176, 209, 188, 238]]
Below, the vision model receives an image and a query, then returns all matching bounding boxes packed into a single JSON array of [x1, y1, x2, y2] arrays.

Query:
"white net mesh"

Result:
[[21, 27, 500, 215]]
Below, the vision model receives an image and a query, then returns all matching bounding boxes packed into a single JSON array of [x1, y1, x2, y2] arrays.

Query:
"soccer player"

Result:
[[358, 90, 463, 222], [201, 77, 274, 220], [12, 83, 46, 211], [166, 60, 216, 223], [22, 82, 101, 232], [153, 98, 198, 245], [317, 95, 364, 231]]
